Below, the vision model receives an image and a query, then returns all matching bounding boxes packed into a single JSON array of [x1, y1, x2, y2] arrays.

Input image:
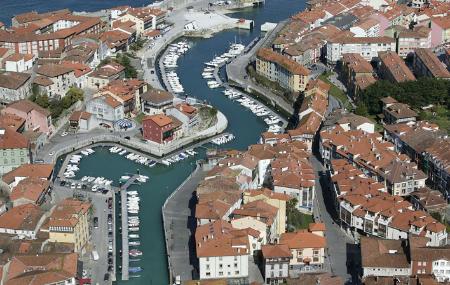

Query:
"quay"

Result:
[[162, 163, 207, 283], [120, 175, 140, 281]]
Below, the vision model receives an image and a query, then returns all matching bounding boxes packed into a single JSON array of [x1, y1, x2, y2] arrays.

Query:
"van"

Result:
[[91, 250, 99, 261]]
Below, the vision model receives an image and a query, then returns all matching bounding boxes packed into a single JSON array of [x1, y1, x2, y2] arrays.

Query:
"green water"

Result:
[[73, 0, 306, 283]]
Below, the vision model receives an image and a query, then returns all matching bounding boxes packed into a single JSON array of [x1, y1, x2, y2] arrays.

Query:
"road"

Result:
[[226, 21, 294, 115], [310, 146, 360, 284]]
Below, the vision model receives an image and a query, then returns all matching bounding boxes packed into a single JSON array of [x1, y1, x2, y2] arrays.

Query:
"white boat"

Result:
[[129, 234, 139, 239], [207, 81, 220, 88]]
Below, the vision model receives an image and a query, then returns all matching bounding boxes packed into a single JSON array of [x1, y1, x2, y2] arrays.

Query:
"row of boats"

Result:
[[63, 148, 95, 178], [109, 146, 157, 167], [127, 190, 143, 268], [80, 176, 113, 187], [120, 174, 149, 184], [211, 134, 235, 145], [160, 148, 197, 166], [162, 41, 190, 93]]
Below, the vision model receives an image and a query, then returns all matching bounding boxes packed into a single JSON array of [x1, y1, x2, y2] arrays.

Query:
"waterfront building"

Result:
[[0, 128, 30, 175], [35, 63, 76, 98], [413, 48, 450, 79], [256, 48, 310, 93], [360, 236, 411, 278], [4, 253, 78, 285], [2, 163, 54, 188], [166, 103, 199, 132], [279, 223, 327, 276], [68, 110, 95, 131], [142, 114, 182, 144], [87, 62, 125, 90], [325, 35, 396, 64], [378, 51, 415, 84], [10, 177, 50, 207], [116, 7, 166, 36], [141, 88, 174, 115], [0, 203, 44, 239], [85, 94, 124, 125], [0, 72, 32, 105], [196, 221, 250, 280], [48, 198, 91, 253], [261, 244, 291, 285], [1, 99, 54, 135], [98, 79, 148, 113]]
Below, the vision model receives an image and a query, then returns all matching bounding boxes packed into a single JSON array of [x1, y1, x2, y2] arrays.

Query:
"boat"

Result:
[[129, 249, 142, 257], [129, 267, 143, 273], [129, 234, 139, 239], [129, 241, 141, 246], [207, 80, 220, 88]]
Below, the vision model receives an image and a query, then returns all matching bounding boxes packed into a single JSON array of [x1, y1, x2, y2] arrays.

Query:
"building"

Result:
[[378, 51, 416, 83], [87, 62, 125, 89], [48, 198, 91, 253], [423, 139, 450, 195], [410, 236, 450, 282], [413, 48, 450, 79], [326, 35, 396, 64], [10, 177, 50, 207], [140, 88, 174, 115], [256, 48, 310, 93], [340, 53, 374, 97], [1, 99, 54, 135], [85, 94, 124, 125], [35, 63, 76, 98], [0, 113, 25, 132], [381, 99, 417, 125], [68, 110, 95, 131], [350, 18, 380, 37], [429, 17, 450, 48], [2, 163, 54, 188], [384, 26, 431, 58], [141, 114, 182, 144], [4, 253, 78, 285], [116, 7, 165, 36], [0, 128, 30, 175], [0, 72, 32, 105], [360, 236, 411, 278], [279, 223, 327, 277], [4, 53, 34, 72], [166, 103, 199, 132], [261, 244, 292, 285], [0, 203, 44, 239], [410, 187, 447, 215], [99, 79, 147, 113], [382, 160, 427, 196]]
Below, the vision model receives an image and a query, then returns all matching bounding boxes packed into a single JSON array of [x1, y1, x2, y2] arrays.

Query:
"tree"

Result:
[[354, 103, 369, 117], [34, 94, 49, 108]]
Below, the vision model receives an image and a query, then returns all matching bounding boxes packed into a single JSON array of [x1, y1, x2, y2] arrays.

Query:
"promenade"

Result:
[[162, 164, 207, 283]]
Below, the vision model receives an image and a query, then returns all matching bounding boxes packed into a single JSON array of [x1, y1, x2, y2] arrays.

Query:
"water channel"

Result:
[[2, 0, 306, 283]]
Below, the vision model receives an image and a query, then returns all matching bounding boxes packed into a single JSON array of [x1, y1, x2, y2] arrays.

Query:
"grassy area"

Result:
[[134, 112, 146, 124], [419, 105, 450, 134], [319, 71, 351, 110], [287, 198, 314, 231]]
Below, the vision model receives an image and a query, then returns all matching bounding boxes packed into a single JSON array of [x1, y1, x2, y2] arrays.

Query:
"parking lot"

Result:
[[53, 179, 116, 284]]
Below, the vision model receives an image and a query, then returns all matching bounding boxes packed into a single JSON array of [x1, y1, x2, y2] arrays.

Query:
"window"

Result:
[[235, 271, 240, 275], [206, 265, 210, 270], [218, 272, 223, 276], [206, 272, 211, 277], [418, 262, 422, 266], [219, 264, 223, 269]]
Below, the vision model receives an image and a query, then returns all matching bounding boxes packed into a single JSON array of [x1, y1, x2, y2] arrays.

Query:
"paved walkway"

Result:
[[162, 165, 207, 283]]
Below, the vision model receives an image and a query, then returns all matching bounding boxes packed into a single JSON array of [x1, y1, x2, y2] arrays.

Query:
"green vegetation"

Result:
[[130, 38, 146, 52], [319, 71, 351, 110], [357, 78, 450, 132], [287, 198, 314, 231], [134, 112, 146, 124], [100, 53, 138, 78], [30, 87, 84, 120], [199, 106, 218, 128]]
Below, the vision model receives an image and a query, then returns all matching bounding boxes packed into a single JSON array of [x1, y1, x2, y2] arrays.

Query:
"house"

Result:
[[59, 61, 92, 89], [0, 203, 44, 239], [142, 114, 182, 144], [68, 110, 95, 131], [378, 51, 416, 83], [0, 72, 32, 105], [4, 253, 78, 285], [0, 128, 30, 175], [350, 18, 380, 37], [10, 177, 50, 207], [413, 48, 450, 79], [2, 99, 54, 135], [85, 94, 124, 125], [428, 17, 450, 48], [423, 139, 450, 195], [326, 35, 396, 64], [48, 198, 91, 253], [261, 244, 292, 285], [140, 88, 174, 115], [410, 187, 447, 215], [256, 48, 310, 93], [340, 53, 374, 97], [335, 113, 375, 133], [196, 221, 250, 280], [35, 63, 76, 98], [381, 98, 417, 125], [0, 113, 25, 132], [360, 236, 411, 278], [116, 7, 166, 36], [382, 160, 427, 196], [384, 26, 431, 58], [2, 163, 54, 188], [279, 223, 327, 277], [166, 103, 199, 131], [4, 53, 35, 72], [87, 62, 125, 89], [99, 79, 147, 113]]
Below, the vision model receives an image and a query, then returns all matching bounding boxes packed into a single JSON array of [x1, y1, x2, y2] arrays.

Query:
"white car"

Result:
[[61, 132, 68, 137]]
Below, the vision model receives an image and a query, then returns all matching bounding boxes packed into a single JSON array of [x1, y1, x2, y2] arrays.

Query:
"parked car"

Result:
[[93, 217, 98, 228]]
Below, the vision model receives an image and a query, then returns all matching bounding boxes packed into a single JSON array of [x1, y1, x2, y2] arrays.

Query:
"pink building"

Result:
[[1, 100, 54, 135], [428, 17, 450, 48]]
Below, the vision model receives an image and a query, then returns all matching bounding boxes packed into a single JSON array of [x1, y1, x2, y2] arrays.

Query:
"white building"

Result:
[[86, 94, 124, 124], [350, 19, 380, 38], [4, 53, 34, 72], [0, 71, 32, 105]]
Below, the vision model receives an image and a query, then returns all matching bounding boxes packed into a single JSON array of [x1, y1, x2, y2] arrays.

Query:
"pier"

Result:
[[120, 175, 140, 281]]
